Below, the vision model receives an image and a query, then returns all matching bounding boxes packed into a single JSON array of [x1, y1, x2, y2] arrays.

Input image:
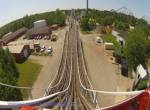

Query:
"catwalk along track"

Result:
[[43, 16, 98, 110]]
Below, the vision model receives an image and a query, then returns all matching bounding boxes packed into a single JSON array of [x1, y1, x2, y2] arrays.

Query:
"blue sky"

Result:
[[0, 0, 150, 27]]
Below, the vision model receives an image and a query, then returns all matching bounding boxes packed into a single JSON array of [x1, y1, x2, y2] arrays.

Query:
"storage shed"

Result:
[[1, 27, 28, 45], [3, 45, 30, 62], [8, 40, 34, 50], [34, 20, 47, 28]]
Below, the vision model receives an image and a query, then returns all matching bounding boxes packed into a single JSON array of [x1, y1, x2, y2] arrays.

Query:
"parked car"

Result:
[[47, 36, 50, 40], [47, 46, 53, 55], [38, 36, 41, 40], [51, 34, 57, 41], [40, 45, 46, 52], [96, 37, 102, 43], [36, 36, 39, 40], [44, 36, 47, 40], [34, 42, 40, 52]]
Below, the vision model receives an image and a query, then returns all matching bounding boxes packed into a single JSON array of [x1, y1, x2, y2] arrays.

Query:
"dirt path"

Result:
[[80, 32, 133, 107], [30, 28, 66, 99]]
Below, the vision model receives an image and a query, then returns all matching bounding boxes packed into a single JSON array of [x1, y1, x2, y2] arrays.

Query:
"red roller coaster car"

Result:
[[102, 89, 150, 110]]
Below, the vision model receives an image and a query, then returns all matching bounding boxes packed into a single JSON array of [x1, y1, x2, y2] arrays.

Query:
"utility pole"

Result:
[[86, 0, 89, 14]]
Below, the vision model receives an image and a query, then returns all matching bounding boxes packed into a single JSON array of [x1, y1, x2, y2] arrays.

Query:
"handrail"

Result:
[[0, 82, 45, 90]]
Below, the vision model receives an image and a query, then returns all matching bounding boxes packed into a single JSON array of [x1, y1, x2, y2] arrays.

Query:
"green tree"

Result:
[[135, 20, 150, 37], [0, 48, 22, 101], [124, 28, 148, 72], [56, 12, 66, 26], [101, 16, 114, 26], [115, 21, 129, 31], [22, 15, 32, 28], [80, 16, 90, 31], [0, 11, 67, 38], [88, 18, 96, 30]]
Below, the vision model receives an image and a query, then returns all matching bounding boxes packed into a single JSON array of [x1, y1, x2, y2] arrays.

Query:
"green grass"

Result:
[[147, 59, 150, 67], [17, 60, 42, 99], [135, 59, 150, 90], [102, 34, 122, 56], [102, 34, 119, 47], [136, 78, 149, 90]]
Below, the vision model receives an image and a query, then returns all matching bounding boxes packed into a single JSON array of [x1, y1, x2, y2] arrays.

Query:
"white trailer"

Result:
[[104, 42, 114, 50]]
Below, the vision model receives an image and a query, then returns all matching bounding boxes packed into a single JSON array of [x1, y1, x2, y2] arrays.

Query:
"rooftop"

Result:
[[1, 27, 28, 44], [3, 45, 26, 54], [34, 20, 46, 23], [26, 26, 51, 37], [8, 40, 33, 46], [113, 29, 127, 38]]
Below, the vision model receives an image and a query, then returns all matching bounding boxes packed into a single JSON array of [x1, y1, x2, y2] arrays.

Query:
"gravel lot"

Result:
[[30, 28, 66, 99], [80, 32, 133, 107]]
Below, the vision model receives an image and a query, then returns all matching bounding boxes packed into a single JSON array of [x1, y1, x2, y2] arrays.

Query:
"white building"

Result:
[[112, 30, 126, 45], [136, 64, 147, 79], [34, 20, 47, 28], [129, 25, 135, 30], [133, 64, 148, 88], [3, 32, 13, 37]]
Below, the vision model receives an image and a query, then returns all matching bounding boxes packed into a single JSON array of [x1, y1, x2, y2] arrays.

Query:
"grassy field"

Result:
[[17, 60, 42, 99], [102, 34, 122, 56], [102, 34, 120, 48]]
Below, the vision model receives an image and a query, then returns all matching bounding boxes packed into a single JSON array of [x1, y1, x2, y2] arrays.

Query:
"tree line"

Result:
[[0, 9, 66, 38], [79, 9, 150, 32]]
